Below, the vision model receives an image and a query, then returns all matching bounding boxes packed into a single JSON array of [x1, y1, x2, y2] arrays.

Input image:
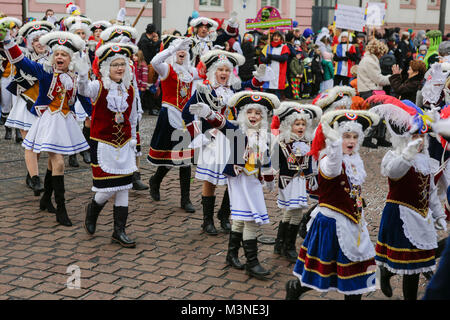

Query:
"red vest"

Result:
[[90, 82, 135, 148], [161, 65, 193, 111], [318, 163, 360, 224], [387, 167, 431, 217]]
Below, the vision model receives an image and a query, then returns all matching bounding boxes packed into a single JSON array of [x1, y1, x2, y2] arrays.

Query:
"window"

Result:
[[199, 0, 222, 6], [261, 0, 280, 8], [428, 0, 438, 5], [400, 0, 411, 4]]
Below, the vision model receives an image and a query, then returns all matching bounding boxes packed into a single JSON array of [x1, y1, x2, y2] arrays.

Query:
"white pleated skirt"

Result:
[[227, 173, 270, 225], [74, 100, 88, 122], [5, 96, 37, 131], [277, 176, 309, 210], [22, 109, 89, 155]]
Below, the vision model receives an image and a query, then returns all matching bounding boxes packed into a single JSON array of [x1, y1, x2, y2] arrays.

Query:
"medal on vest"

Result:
[[115, 112, 124, 124]]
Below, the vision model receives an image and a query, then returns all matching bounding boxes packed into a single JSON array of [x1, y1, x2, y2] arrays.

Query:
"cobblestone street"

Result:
[[0, 112, 447, 301]]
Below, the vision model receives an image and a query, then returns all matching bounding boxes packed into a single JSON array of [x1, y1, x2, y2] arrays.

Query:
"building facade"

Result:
[[1, 0, 450, 35]]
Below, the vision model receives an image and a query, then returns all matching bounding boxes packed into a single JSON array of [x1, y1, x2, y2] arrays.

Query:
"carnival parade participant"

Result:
[[87, 20, 112, 64], [285, 109, 381, 300], [78, 42, 139, 248], [366, 96, 447, 300], [5, 20, 54, 196], [187, 91, 280, 280], [271, 102, 322, 262], [182, 49, 267, 235], [0, 16, 22, 141], [0, 25, 92, 227], [147, 36, 201, 213], [333, 31, 358, 86], [312, 85, 356, 111], [64, 15, 93, 167]]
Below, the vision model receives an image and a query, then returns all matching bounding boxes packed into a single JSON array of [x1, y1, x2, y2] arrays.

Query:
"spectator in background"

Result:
[[239, 33, 257, 82], [284, 31, 297, 99], [311, 44, 323, 97], [333, 31, 358, 86], [395, 31, 414, 79], [42, 9, 57, 26], [138, 23, 161, 65], [389, 60, 426, 103], [321, 51, 334, 92], [289, 49, 304, 100], [417, 44, 428, 61]]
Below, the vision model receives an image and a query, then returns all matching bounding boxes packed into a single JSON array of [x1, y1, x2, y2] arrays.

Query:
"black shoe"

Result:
[[149, 166, 170, 201], [225, 232, 244, 270], [52, 175, 72, 227], [4, 127, 12, 140], [274, 221, 289, 255], [362, 137, 378, 149], [285, 278, 310, 300], [132, 172, 149, 190], [379, 266, 394, 298], [217, 189, 231, 233], [80, 150, 91, 164], [284, 224, 301, 263], [111, 206, 136, 248], [68, 154, 79, 167], [180, 166, 195, 213], [201, 196, 218, 235], [150, 109, 159, 116], [15, 129, 22, 143], [39, 170, 56, 213], [243, 239, 270, 280], [30, 175, 43, 196], [84, 198, 106, 235], [0, 114, 6, 125], [26, 173, 33, 189]]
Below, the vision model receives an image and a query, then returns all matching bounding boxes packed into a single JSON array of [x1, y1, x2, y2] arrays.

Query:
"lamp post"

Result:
[[439, 0, 447, 36], [153, 0, 162, 33]]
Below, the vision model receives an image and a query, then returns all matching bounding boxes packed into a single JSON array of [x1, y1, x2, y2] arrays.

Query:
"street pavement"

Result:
[[0, 112, 447, 301]]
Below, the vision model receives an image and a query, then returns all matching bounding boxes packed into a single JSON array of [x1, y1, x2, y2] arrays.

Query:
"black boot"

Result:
[[299, 207, 313, 239], [0, 113, 7, 125], [225, 231, 244, 269], [201, 196, 218, 235], [402, 274, 420, 300], [379, 266, 394, 298], [15, 129, 22, 143], [4, 126, 12, 140], [68, 154, 79, 167], [180, 166, 195, 213], [40, 170, 56, 213], [344, 294, 362, 300], [52, 175, 72, 227], [26, 173, 33, 189], [132, 171, 149, 190], [274, 221, 289, 255], [284, 224, 301, 262], [149, 166, 170, 201], [30, 175, 43, 196], [375, 121, 392, 148], [81, 126, 91, 164], [217, 188, 231, 233], [84, 197, 106, 235], [285, 278, 311, 300], [243, 239, 270, 280], [111, 206, 136, 248]]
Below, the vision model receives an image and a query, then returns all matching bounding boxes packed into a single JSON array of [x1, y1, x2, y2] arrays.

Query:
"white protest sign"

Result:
[[334, 4, 366, 32], [366, 2, 386, 27]]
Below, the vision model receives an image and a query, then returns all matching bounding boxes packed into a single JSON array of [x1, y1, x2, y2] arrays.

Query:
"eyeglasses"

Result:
[[110, 62, 127, 68]]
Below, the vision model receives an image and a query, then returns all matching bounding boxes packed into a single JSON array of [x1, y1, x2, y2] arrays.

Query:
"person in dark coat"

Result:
[[394, 32, 415, 80], [238, 33, 257, 82], [137, 24, 161, 65], [389, 60, 426, 103]]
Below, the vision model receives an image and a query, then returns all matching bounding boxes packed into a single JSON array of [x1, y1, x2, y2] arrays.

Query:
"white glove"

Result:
[[189, 102, 212, 119], [73, 54, 90, 76], [427, 106, 441, 123], [227, 12, 239, 28], [252, 64, 266, 82], [322, 121, 340, 142], [401, 138, 423, 161], [170, 38, 192, 54], [435, 217, 447, 231], [130, 138, 138, 153]]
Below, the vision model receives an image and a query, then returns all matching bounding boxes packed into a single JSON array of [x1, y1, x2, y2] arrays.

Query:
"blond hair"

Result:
[[366, 39, 388, 58]]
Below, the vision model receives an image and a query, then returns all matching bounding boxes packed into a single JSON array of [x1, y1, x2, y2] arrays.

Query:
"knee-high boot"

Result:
[[201, 196, 218, 235], [179, 166, 195, 213], [217, 188, 231, 233], [149, 166, 170, 201], [39, 169, 56, 213], [81, 126, 91, 164], [402, 274, 420, 300], [379, 265, 394, 298], [52, 175, 72, 227], [112, 205, 136, 248], [274, 221, 289, 255], [225, 231, 244, 269], [84, 197, 107, 235], [243, 239, 270, 280], [284, 224, 301, 262]]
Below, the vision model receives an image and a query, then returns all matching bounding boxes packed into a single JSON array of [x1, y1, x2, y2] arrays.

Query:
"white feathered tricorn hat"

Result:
[[18, 20, 55, 44], [64, 15, 92, 36], [274, 102, 322, 128], [200, 49, 245, 70], [100, 25, 138, 43], [228, 91, 280, 114], [39, 31, 85, 56], [95, 42, 138, 67], [90, 20, 112, 32], [312, 85, 356, 111], [190, 17, 219, 31]]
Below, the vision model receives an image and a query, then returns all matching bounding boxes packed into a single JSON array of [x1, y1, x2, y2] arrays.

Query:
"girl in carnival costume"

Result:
[[182, 49, 267, 235], [285, 108, 381, 300], [0, 26, 92, 227], [271, 102, 322, 262], [5, 20, 54, 196], [366, 95, 447, 300], [77, 42, 139, 248], [187, 91, 280, 280]]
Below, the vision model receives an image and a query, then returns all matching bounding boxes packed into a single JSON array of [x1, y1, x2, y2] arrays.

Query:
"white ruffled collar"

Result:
[[411, 153, 434, 176], [106, 81, 129, 114], [343, 153, 366, 186]]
